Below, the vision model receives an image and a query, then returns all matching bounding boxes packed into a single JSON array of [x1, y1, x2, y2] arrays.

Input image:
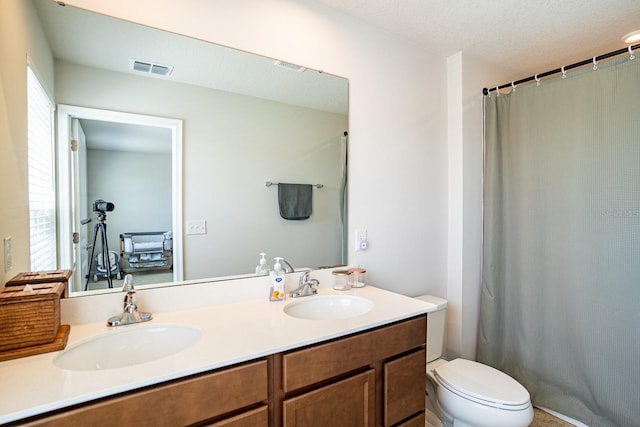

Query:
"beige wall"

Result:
[[0, 0, 54, 285], [446, 52, 515, 359]]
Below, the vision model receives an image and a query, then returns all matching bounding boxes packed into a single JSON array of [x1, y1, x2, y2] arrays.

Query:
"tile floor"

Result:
[[425, 407, 576, 427], [531, 408, 576, 427], [125, 270, 174, 286]]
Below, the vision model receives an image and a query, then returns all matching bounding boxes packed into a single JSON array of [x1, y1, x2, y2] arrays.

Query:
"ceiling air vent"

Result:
[[129, 59, 174, 76], [274, 60, 307, 72]]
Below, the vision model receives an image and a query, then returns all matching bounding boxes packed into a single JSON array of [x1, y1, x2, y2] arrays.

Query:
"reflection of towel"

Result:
[[278, 183, 312, 220]]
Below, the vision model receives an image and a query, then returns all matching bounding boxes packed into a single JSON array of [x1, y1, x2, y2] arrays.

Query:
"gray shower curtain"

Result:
[[479, 57, 640, 427]]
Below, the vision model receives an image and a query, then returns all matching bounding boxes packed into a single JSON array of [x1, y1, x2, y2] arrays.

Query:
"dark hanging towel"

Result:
[[278, 183, 312, 220]]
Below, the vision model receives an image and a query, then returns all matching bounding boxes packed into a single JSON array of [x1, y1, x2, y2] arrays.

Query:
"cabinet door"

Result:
[[384, 349, 426, 426], [283, 370, 375, 427]]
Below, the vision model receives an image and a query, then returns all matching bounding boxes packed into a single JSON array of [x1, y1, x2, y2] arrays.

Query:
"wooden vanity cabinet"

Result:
[[19, 359, 269, 427], [278, 315, 427, 427], [14, 315, 426, 427]]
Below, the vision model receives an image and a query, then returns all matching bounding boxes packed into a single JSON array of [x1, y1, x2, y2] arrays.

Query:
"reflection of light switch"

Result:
[[186, 220, 206, 235]]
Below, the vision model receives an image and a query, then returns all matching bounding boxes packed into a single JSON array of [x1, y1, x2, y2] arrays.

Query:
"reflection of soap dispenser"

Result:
[[269, 257, 286, 301], [256, 252, 270, 276], [273, 257, 284, 274]]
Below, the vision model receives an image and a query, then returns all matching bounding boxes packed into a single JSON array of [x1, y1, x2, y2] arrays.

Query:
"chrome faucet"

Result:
[[107, 275, 153, 327], [290, 271, 319, 298], [280, 258, 295, 273]]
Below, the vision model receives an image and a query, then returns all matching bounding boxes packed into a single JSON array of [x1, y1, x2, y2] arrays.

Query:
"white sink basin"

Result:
[[54, 324, 201, 371], [284, 295, 374, 320]]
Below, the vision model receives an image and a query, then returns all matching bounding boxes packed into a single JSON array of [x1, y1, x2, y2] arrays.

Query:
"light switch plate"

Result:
[[355, 229, 368, 251], [4, 236, 12, 271], [186, 220, 206, 235]]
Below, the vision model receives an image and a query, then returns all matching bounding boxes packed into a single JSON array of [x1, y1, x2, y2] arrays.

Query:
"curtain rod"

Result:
[[483, 43, 639, 95]]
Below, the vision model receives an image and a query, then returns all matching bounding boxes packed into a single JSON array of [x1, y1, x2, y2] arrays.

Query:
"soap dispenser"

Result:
[[273, 257, 284, 274], [255, 252, 270, 275], [269, 257, 286, 301]]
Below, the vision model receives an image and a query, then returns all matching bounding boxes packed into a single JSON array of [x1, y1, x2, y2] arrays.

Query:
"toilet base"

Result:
[[426, 359, 533, 427], [425, 376, 453, 427]]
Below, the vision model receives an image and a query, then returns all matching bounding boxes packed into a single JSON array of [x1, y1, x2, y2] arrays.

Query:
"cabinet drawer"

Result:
[[205, 405, 268, 427], [394, 411, 425, 427], [283, 369, 375, 427], [384, 349, 426, 426], [23, 360, 268, 427], [283, 316, 426, 392]]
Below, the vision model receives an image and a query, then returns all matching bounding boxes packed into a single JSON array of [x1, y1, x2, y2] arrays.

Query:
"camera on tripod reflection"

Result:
[[93, 199, 115, 213], [82, 199, 119, 290]]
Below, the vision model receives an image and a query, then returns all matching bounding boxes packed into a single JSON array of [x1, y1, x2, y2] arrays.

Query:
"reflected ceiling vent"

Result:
[[274, 60, 307, 72], [129, 58, 174, 76]]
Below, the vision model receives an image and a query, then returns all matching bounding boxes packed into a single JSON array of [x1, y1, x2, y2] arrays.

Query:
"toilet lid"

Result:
[[434, 359, 530, 409]]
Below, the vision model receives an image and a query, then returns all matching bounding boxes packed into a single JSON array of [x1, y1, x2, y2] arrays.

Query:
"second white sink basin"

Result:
[[284, 295, 374, 320], [54, 324, 201, 371]]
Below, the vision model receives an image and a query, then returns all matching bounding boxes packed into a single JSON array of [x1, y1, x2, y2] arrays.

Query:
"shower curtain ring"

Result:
[[592, 56, 598, 70], [511, 81, 517, 92], [561, 66, 567, 79], [629, 46, 636, 60], [496, 86, 500, 96], [534, 74, 541, 86]]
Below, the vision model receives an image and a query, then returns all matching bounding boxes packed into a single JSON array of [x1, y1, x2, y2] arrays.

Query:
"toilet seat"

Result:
[[434, 359, 531, 411]]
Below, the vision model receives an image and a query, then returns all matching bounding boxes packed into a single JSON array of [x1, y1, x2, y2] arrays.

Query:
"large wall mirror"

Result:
[[32, 0, 349, 296]]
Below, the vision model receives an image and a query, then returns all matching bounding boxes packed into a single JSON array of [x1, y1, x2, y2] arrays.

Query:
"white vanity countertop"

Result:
[[0, 280, 437, 424]]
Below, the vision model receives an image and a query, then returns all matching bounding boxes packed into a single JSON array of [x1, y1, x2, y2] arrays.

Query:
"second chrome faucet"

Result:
[[290, 271, 319, 298]]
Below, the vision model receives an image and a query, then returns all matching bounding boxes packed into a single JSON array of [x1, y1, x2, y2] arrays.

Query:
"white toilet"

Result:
[[417, 295, 534, 427]]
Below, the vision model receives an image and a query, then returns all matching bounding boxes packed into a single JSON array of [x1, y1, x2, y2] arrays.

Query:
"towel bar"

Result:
[[265, 181, 323, 189]]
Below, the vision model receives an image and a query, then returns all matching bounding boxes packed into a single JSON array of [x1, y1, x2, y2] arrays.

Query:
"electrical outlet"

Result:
[[355, 229, 368, 251], [186, 220, 207, 235], [4, 236, 12, 271]]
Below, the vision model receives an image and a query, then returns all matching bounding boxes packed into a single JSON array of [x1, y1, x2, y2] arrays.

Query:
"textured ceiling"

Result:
[[311, 0, 640, 82]]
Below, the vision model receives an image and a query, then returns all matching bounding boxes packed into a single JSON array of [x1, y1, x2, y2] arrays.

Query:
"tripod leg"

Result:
[[85, 223, 101, 291], [101, 222, 113, 289]]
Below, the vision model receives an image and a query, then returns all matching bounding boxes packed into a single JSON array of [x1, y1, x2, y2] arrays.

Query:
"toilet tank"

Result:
[[415, 295, 448, 363]]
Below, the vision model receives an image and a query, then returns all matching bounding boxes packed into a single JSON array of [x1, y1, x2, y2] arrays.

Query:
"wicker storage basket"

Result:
[[6, 269, 72, 298], [0, 282, 64, 351]]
